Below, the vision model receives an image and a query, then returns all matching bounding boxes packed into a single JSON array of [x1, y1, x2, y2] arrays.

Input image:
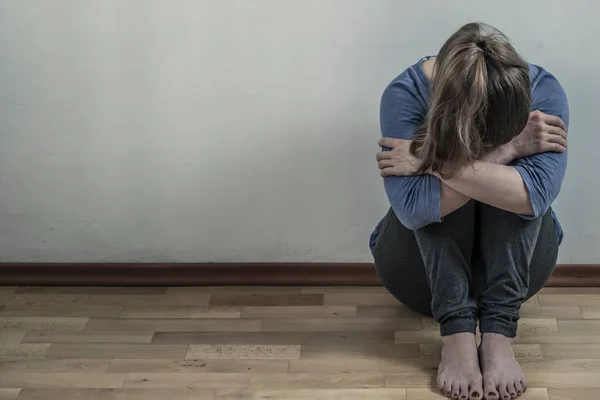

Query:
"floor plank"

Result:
[[108, 359, 289, 374], [85, 318, 262, 332], [87, 294, 211, 307], [0, 389, 20, 400], [22, 331, 153, 344], [186, 344, 300, 360], [15, 388, 215, 400], [209, 294, 324, 307], [541, 343, 600, 359], [240, 306, 356, 319], [153, 330, 394, 345], [289, 358, 438, 374], [46, 343, 189, 359], [356, 305, 421, 318], [5, 295, 90, 306], [123, 373, 250, 389], [261, 318, 422, 332], [0, 343, 50, 359], [120, 306, 241, 319], [0, 372, 126, 389], [15, 287, 167, 295], [0, 332, 26, 344], [0, 305, 122, 318], [0, 317, 88, 331], [248, 373, 385, 389], [299, 344, 419, 360], [0, 358, 110, 372], [215, 388, 406, 400], [547, 387, 600, 400], [169, 286, 301, 295]]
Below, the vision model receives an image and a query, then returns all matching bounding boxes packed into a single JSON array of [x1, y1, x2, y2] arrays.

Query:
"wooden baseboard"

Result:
[[0, 263, 599, 287]]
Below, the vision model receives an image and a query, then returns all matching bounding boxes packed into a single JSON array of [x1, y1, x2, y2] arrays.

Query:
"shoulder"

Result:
[[381, 59, 429, 115], [528, 64, 569, 127]]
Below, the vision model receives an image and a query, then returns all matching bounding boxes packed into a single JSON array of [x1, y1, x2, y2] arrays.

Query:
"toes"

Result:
[[499, 384, 510, 400], [507, 382, 517, 399], [483, 379, 499, 400], [469, 379, 483, 400], [514, 381, 523, 396], [437, 377, 445, 393], [444, 381, 453, 397], [451, 384, 460, 399], [459, 383, 469, 400], [521, 378, 527, 392]]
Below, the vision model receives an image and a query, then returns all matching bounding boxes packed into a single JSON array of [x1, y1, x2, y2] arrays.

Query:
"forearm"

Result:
[[434, 161, 534, 216], [438, 145, 514, 216], [440, 182, 470, 217]]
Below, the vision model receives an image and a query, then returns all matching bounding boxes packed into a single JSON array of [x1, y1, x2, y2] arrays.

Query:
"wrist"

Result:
[[483, 143, 515, 165]]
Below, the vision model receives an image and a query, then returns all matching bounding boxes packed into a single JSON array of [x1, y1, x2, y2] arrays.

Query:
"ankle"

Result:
[[481, 332, 515, 344], [442, 332, 476, 345]]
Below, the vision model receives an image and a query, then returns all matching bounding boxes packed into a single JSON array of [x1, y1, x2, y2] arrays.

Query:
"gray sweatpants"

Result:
[[372, 201, 559, 337]]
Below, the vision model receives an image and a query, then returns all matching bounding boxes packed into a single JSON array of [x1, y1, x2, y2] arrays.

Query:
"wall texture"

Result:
[[0, 0, 597, 263]]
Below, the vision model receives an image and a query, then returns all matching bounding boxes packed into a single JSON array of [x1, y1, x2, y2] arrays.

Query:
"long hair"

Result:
[[411, 22, 531, 175]]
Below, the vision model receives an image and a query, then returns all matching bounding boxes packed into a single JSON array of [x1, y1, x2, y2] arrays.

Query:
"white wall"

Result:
[[0, 0, 597, 263]]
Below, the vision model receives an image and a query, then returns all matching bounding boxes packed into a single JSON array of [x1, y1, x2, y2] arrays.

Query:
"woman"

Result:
[[371, 23, 568, 400]]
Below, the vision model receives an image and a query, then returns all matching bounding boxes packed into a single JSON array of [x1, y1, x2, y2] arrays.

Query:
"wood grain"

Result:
[[15, 287, 167, 295], [87, 294, 211, 307], [215, 388, 406, 400], [261, 318, 422, 332], [209, 294, 324, 307], [299, 344, 419, 360], [0, 372, 126, 388], [186, 344, 300, 360], [1, 285, 600, 398], [0, 317, 88, 331], [547, 388, 600, 400], [22, 331, 153, 344], [240, 306, 356, 319], [85, 318, 262, 332], [120, 306, 241, 319], [0, 305, 122, 318], [108, 358, 289, 374], [0, 358, 110, 372], [0, 343, 50, 359], [248, 373, 385, 389], [123, 373, 250, 389], [0, 389, 20, 400], [153, 331, 394, 345], [46, 344, 189, 359], [15, 388, 215, 400]]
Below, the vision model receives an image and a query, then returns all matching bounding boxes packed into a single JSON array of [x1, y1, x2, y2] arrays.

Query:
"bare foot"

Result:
[[437, 332, 483, 400], [480, 333, 527, 400]]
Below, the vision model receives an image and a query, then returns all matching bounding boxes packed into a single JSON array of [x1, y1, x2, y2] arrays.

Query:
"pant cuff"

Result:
[[479, 319, 518, 338], [440, 317, 477, 336]]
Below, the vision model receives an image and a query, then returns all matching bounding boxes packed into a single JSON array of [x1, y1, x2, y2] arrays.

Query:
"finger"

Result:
[[544, 133, 568, 149], [376, 151, 392, 162], [377, 160, 394, 170], [544, 143, 567, 153], [542, 113, 567, 131], [545, 124, 567, 140], [378, 137, 396, 148]]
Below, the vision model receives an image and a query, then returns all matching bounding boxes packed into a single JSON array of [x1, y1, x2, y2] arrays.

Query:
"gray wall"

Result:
[[0, 0, 597, 263]]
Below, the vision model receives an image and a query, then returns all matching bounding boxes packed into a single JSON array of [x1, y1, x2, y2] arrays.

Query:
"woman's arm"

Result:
[[433, 162, 534, 215]]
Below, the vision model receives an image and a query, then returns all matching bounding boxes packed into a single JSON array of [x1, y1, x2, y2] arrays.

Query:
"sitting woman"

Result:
[[370, 22, 569, 400]]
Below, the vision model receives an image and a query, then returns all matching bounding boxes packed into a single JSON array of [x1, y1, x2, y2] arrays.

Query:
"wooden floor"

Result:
[[1, 286, 600, 400]]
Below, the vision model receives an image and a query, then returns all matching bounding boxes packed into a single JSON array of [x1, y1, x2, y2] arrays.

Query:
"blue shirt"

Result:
[[370, 57, 569, 253]]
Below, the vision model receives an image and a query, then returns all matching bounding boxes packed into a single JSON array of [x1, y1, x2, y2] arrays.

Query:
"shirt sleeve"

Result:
[[513, 71, 569, 219], [380, 79, 442, 230]]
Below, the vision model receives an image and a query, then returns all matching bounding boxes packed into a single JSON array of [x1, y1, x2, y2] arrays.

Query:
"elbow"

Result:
[[397, 214, 430, 231]]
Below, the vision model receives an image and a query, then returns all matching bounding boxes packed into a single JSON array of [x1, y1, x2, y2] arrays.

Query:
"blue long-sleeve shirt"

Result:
[[370, 57, 569, 253]]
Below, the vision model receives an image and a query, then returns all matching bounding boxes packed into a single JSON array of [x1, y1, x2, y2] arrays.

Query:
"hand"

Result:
[[376, 138, 420, 177], [507, 110, 567, 160]]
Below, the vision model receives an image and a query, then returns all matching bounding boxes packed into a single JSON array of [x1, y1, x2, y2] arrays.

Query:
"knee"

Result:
[[374, 258, 432, 316]]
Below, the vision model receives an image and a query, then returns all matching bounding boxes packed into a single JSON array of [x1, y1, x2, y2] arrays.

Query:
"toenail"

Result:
[[472, 392, 480, 398]]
